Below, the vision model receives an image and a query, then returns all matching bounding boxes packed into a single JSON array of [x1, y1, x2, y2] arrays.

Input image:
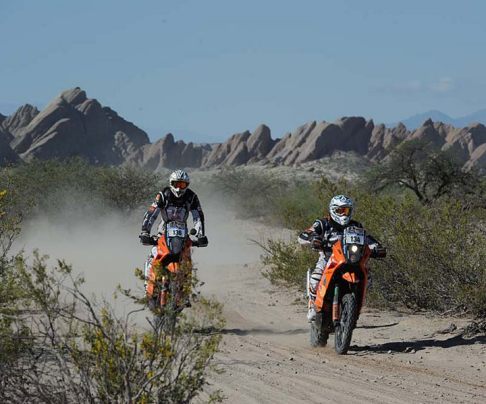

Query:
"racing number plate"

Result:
[[166, 222, 187, 238], [344, 227, 365, 245]]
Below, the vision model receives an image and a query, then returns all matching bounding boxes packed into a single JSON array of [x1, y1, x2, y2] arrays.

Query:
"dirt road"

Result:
[[196, 206, 486, 404], [17, 203, 486, 403]]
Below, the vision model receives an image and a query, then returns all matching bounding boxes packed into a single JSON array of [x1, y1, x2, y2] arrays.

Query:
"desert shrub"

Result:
[[0, 159, 159, 217], [96, 165, 160, 211], [259, 175, 486, 317], [208, 168, 325, 228], [368, 198, 486, 315], [0, 158, 97, 210], [0, 252, 224, 403], [208, 168, 286, 220], [0, 190, 21, 262], [271, 181, 322, 230], [0, 190, 29, 368], [260, 238, 316, 288], [0, 187, 224, 403], [365, 139, 483, 205]]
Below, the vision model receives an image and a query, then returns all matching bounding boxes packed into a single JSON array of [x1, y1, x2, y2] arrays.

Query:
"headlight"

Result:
[[348, 244, 361, 263]]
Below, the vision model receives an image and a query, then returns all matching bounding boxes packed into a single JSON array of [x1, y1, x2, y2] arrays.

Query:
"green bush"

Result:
[[254, 172, 486, 317], [0, 159, 159, 218], [365, 139, 484, 205], [0, 182, 224, 402], [260, 238, 316, 288], [208, 168, 324, 228], [208, 168, 287, 221], [368, 198, 486, 315], [96, 165, 160, 211], [0, 254, 224, 403]]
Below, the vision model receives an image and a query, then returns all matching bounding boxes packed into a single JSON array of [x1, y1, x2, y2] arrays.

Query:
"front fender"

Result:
[[342, 272, 359, 283]]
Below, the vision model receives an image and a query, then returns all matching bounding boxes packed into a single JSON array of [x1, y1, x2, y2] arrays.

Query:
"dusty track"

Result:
[[17, 202, 486, 403], [196, 206, 486, 404]]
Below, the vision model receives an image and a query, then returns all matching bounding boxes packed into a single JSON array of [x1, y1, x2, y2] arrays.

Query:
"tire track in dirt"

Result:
[[195, 205, 486, 403]]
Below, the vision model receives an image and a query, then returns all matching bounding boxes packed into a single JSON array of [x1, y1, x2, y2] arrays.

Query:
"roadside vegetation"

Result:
[[0, 158, 160, 218], [0, 162, 224, 403], [209, 142, 486, 318], [1, 146, 485, 402]]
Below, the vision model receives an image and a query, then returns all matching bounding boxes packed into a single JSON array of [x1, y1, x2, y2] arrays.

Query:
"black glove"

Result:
[[299, 232, 311, 242], [371, 246, 387, 258], [197, 236, 208, 247], [311, 236, 323, 251], [139, 232, 153, 246]]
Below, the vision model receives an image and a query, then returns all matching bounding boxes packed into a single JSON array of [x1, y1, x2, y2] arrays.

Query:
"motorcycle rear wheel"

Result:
[[334, 293, 358, 355]]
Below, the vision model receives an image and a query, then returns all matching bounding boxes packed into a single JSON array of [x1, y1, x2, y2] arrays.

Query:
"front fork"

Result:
[[159, 275, 170, 307], [332, 284, 340, 326]]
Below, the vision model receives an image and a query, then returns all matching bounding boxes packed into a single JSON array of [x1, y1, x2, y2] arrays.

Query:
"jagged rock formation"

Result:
[[2, 87, 486, 172], [201, 124, 277, 166], [0, 112, 20, 164], [0, 135, 19, 165], [405, 119, 486, 169], [6, 88, 150, 164], [126, 133, 211, 171], [264, 118, 374, 165], [367, 122, 410, 160], [1, 104, 39, 141]]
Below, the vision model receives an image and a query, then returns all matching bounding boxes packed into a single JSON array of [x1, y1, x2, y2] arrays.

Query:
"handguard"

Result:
[[196, 236, 208, 247], [139, 233, 157, 246], [371, 246, 387, 258]]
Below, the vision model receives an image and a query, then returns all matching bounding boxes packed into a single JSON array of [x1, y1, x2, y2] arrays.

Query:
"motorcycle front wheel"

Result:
[[151, 281, 180, 333], [310, 308, 333, 347], [334, 293, 358, 354]]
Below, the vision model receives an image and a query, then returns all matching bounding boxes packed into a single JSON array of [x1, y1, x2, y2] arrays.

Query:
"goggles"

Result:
[[334, 206, 351, 216], [172, 181, 189, 189]]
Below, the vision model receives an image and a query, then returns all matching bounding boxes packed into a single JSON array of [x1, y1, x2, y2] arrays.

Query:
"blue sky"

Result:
[[1, 0, 486, 142]]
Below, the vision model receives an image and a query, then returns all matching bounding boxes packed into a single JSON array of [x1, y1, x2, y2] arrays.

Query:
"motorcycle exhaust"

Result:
[[332, 284, 340, 325]]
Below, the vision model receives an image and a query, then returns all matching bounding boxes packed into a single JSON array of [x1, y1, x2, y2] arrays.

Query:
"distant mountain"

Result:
[[394, 109, 486, 129], [455, 109, 486, 127], [3, 88, 486, 172], [2, 88, 150, 164]]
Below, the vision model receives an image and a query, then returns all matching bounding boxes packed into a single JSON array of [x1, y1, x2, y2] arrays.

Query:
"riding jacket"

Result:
[[298, 216, 381, 257], [141, 187, 205, 236]]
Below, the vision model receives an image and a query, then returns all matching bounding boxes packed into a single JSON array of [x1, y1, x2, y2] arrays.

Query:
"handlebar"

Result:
[[371, 246, 387, 258], [139, 233, 208, 248], [139, 234, 158, 246]]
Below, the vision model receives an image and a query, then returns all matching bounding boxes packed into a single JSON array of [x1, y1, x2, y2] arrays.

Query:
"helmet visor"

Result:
[[172, 180, 189, 189], [334, 206, 351, 216]]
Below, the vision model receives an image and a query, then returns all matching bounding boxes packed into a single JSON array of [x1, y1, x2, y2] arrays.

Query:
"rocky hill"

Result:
[[2, 87, 486, 171], [2, 88, 150, 165]]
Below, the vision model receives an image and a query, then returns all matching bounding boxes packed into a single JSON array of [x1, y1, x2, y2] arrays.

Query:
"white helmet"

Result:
[[329, 195, 353, 226], [169, 169, 190, 197]]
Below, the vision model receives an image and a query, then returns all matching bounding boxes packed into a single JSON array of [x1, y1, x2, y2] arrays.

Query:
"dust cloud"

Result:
[[16, 208, 145, 305], [13, 189, 273, 310]]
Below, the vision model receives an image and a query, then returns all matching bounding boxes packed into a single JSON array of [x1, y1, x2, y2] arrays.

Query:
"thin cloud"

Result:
[[429, 77, 454, 93], [376, 80, 423, 95], [375, 77, 454, 96]]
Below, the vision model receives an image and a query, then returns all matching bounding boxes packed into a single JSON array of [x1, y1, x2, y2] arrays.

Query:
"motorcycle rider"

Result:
[[139, 169, 208, 304], [298, 195, 384, 322]]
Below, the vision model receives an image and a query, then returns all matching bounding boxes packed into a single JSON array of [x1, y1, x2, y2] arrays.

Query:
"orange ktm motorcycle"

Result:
[[309, 226, 385, 354], [143, 221, 203, 314]]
